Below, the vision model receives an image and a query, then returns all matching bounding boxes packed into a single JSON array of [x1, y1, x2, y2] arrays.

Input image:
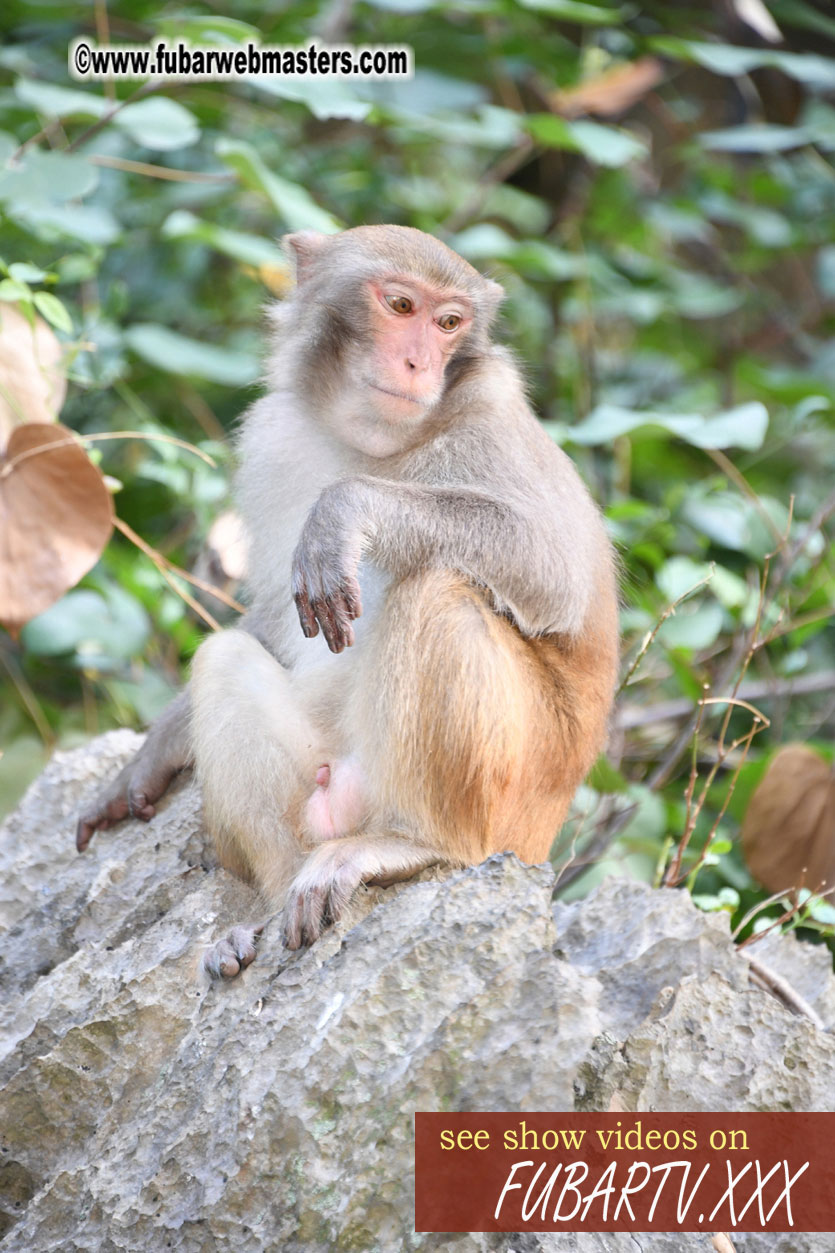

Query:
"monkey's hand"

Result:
[[291, 486, 363, 654], [76, 691, 192, 851]]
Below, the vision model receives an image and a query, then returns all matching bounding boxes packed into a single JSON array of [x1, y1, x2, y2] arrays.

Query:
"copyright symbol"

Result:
[[73, 41, 91, 75]]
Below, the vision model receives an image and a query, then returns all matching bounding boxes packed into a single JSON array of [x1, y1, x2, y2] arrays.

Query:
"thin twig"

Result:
[[618, 669, 835, 728], [114, 518, 221, 630], [618, 566, 716, 694], [732, 887, 806, 941], [89, 154, 232, 183], [0, 648, 54, 747], [780, 484, 835, 573], [704, 447, 783, 544], [664, 690, 770, 888], [746, 955, 826, 1030], [0, 432, 78, 479], [66, 81, 160, 153], [114, 517, 243, 616], [1, 430, 217, 479], [84, 430, 217, 466], [440, 137, 535, 236]]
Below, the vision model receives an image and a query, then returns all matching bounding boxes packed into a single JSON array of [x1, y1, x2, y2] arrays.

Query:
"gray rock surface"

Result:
[[1, 733, 833, 1253]]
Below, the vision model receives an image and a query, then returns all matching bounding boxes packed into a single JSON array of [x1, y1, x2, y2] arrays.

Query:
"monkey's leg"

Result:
[[284, 569, 609, 949], [191, 630, 328, 976], [349, 568, 599, 867], [283, 833, 438, 949], [76, 690, 192, 850], [283, 569, 531, 948]]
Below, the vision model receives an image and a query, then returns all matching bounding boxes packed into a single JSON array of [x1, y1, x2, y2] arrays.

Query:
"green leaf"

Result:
[[452, 224, 586, 280], [656, 557, 749, 610], [115, 98, 200, 151], [365, 0, 433, 10], [650, 37, 835, 89], [14, 78, 111, 119], [701, 124, 812, 153], [0, 278, 31, 302], [162, 210, 287, 269], [155, 15, 260, 43], [20, 587, 150, 665], [0, 149, 98, 207], [33, 291, 73, 333], [7, 202, 120, 245], [816, 245, 835, 299], [526, 114, 646, 165], [517, 0, 620, 23], [808, 899, 835, 926], [657, 603, 724, 651], [682, 492, 789, 559], [587, 755, 629, 793], [666, 271, 743, 319], [248, 76, 373, 122], [567, 119, 647, 166], [215, 138, 340, 233], [568, 402, 769, 451], [8, 262, 48, 283], [692, 887, 740, 912], [124, 322, 259, 386], [391, 104, 521, 150]]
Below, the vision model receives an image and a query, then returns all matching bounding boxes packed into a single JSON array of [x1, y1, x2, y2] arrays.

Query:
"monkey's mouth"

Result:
[[367, 380, 428, 406]]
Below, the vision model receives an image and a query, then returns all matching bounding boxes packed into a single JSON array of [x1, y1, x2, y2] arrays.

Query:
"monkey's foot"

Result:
[[283, 844, 362, 949], [202, 924, 264, 980], [302, 756, 368, 843]]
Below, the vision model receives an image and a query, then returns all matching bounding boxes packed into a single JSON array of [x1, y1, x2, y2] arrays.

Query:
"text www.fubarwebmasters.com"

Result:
[[70, 38, 413, 81]]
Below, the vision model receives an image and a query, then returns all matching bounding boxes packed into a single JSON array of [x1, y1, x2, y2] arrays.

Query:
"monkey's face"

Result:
[[364, 276, 471, 404], [324, 276, 470, 456]]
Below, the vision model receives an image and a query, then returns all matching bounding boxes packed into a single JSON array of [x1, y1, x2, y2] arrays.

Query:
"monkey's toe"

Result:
[[202, 924, 263, 980]]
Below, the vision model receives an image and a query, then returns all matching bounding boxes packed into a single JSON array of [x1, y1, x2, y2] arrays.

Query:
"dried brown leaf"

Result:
[[549, 57, 664, 119], [742, 744, 835, 895], [0, 423, 114, 633], [0, 305, 67, 447]]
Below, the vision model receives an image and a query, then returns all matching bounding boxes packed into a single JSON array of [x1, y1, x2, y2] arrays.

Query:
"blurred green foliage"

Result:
[[1, 0, 834, 945]]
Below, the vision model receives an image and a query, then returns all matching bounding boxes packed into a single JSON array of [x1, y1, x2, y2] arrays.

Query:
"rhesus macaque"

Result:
[[78, 225, 619, 974]]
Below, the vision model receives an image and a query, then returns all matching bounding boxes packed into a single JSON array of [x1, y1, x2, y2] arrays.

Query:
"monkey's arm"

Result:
[[293, 473, 600, 652], [75, 612, 276, 851]]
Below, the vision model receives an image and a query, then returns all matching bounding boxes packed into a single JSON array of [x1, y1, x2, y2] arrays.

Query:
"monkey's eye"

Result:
[[385, 295, 413, 315], [437, 313, 462, 332]]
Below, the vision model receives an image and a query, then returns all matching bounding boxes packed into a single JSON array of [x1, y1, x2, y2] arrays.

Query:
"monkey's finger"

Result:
[[203, 926, 261, 979], [283, 892, 305, 950], [293, 587, 320, 639], [343, 577, 363, 620], [127, 789, 156, 822], [313, 597, 345, 654], [75, 791, 130, 851], [202, 938, 242, 979], [301, 883, 330, 946], [319, 591, 359, 652]]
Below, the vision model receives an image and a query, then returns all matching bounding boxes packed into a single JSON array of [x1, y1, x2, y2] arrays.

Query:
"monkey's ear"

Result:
[[283, 231, 335, 285], [482, 277, 506, 317]]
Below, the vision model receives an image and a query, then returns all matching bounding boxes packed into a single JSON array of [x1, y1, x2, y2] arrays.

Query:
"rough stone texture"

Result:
[[1, 733, 834, 1253]]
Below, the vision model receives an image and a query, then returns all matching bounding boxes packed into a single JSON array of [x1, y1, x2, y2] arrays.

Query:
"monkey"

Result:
[[77, 224, 619, 975]]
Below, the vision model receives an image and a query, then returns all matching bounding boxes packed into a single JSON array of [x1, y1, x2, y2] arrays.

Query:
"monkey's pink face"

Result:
[[363, 278, 472, 413]]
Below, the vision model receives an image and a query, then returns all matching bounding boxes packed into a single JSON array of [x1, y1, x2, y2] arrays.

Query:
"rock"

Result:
[[1, 733, 834, 1253]]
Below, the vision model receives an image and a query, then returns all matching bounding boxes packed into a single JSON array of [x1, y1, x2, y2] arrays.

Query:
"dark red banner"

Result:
[[414, 1112, 835, 1233]]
